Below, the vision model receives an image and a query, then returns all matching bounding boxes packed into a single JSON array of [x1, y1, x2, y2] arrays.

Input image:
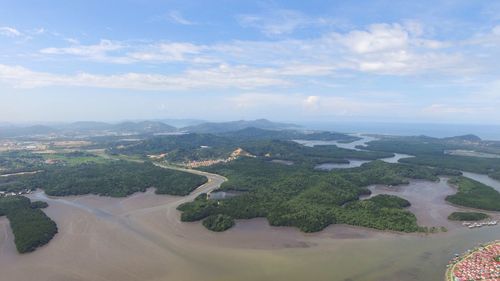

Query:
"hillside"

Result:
[[182, 119, 300, 133]]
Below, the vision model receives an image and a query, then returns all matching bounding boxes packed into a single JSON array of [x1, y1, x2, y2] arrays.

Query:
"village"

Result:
[[0, 140, 47, 152], [183, 148, 255, 168], [462, 221, 498, 229], [0, 189, 32, 198], [446, 240, 500, 281]]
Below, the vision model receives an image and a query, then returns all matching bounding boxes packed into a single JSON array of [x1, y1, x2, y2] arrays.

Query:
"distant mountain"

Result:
[[220, 127, 360, 142], [113, 121, 176, 134], [158, 119, 206, 128], [61, 120, 177, 134], [182, 119, 300, 133], [0, 125, 58, 138], [443, 134, 482, 142], [0, 121, 178, 138], [61, 121, 114, 131]]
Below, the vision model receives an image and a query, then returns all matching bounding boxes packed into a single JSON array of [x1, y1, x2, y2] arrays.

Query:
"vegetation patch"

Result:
[[202, 214, 235, 232], [447, 212, 489, 221], [366, 194, 411, 208], [178, 158, 453, 233], [0, 196, 57, 253], [108, 131, 392, 165], [446, 177, 500, 211], [361, 136, 500, 179], [30, 201, 49, 209], [2, 161, 207, 197]]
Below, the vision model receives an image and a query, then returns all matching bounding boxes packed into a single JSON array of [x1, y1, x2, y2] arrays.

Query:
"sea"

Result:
[[300, 121, 500, 141]]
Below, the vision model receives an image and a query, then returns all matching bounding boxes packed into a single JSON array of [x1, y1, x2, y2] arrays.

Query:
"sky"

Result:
[[1, 0, 500, 124]]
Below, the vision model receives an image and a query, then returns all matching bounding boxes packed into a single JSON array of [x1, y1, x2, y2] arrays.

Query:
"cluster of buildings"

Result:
[[185, 158, 230, 168], [462, 221, 498, 229], [184, 148, 254, 168], [0, 141, 47, 152], [0, 189, 32, 197], [448, 241, 500, 281], [147, 153, 167, 160]]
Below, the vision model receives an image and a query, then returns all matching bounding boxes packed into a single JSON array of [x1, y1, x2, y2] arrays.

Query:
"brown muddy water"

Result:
[[0, 175, 498, 281], [1, 139, 499, 281]]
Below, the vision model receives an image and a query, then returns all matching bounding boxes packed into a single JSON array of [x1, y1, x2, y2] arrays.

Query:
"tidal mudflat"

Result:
[[0, 172, 499, 281], [365, 178, 500, 230]]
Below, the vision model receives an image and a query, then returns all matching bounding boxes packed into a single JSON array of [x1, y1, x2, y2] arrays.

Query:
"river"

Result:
[[295, 135, 414, 169]]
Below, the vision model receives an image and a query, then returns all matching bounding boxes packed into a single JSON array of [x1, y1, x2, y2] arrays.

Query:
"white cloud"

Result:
[[334, 23, 410, 54], [238, 10, 308, 36], [33, 28, 45, 35], [167, 10, 196, 25], [466, 25, 500, 47], [40, 40, 136, 64], [494, 25, 500, 35], [127, 42, 205, 63], [237, 9, 336, 36], [0, 26, 22, 37], [326, 23, 466, 75], [303, 95, 320, 110], [0, 64, 289, 90], [40, 39, 125, 61], [32, 20, 482, 80]]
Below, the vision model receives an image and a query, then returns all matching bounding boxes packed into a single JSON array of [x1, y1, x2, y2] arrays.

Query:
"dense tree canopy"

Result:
[[2, 161, 207, 197], [178, 158, 453, 233], [447, 212, 489, 221], [202, 214, 235, 232], [446, 177, 500, 211], [0, 196, 57, 253]]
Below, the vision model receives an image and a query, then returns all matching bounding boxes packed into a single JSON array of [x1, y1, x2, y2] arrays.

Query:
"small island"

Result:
[[448, 212, 489, 221]]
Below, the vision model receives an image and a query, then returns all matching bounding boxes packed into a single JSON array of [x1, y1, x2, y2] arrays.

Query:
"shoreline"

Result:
[[20, 165, 499, 244]]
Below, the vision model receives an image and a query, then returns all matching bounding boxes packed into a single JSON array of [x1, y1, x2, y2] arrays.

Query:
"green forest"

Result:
[[447, 212, 489, 221], [178, 158, 455, 233], [3, 129, 500, 237], [0, 196, 57, 253], [361, 136, 500, 180], [202, 214, 235, 232], [107, 129, 387, 165], [446, 177, 500, 211], [1, 161, 207, 197]]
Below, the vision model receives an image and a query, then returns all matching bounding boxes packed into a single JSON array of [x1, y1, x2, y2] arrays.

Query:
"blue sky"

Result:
[[1, 0, 499, 124]]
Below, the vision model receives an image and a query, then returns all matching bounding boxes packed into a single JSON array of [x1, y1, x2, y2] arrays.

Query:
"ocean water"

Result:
[[300, 122, 500, 141]]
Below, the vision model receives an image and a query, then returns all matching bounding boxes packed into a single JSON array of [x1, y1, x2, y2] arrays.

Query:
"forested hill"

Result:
[[181, 119, 300, 133], [107, 129, 380, 164], [219, 127, 360, 142]]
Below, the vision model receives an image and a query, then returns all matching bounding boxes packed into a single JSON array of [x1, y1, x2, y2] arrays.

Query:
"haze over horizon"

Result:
[[1, 0, 500, 124]]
